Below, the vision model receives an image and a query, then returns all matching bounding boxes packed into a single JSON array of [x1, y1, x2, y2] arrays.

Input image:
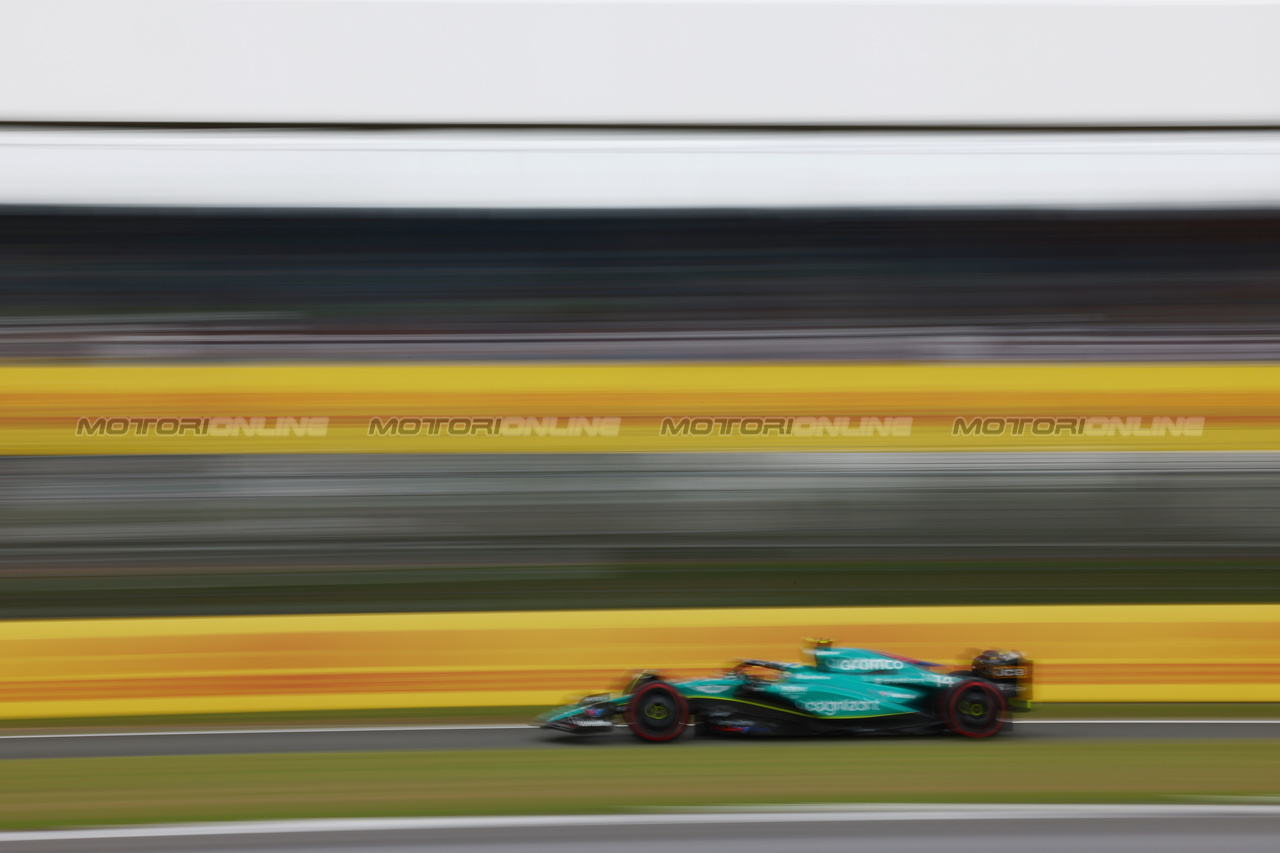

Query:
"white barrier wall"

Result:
[[3, 129, 1279, 208], [4, 1, 1280, 126]]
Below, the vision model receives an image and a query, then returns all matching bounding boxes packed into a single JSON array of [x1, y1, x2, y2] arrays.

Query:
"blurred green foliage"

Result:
[[4, 557, 1278, 619]]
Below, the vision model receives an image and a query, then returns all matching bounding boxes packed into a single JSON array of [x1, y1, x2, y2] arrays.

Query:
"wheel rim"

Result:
[[947, 683, 1005, 738], [626, 684, 688, 741]]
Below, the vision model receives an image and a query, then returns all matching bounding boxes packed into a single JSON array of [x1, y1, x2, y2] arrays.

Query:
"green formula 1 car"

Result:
[[536, 641, 1031, 741]]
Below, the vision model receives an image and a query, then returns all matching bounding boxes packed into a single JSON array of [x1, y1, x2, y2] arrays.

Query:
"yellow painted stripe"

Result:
[[3, 362, 1277, 453], [1, 605, 1278, 718], [3, 604, 1276, 639]]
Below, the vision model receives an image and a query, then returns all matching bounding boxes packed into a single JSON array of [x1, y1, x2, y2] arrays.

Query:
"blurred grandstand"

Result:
[[4, 207, 1280, 361]]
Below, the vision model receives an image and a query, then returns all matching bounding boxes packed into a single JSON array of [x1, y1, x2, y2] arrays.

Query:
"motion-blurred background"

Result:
[[2, 0, 1280, 841]]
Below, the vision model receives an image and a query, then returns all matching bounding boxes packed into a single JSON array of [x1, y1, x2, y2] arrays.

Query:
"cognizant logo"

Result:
[[802, 699, 881, 716]]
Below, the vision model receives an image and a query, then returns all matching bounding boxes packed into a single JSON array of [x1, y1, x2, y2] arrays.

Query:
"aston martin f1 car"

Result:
[[537, 642, 1031, 741]]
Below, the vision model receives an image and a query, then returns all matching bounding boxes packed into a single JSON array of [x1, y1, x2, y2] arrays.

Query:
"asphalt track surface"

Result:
[[4, 810, 1280, 853], [3, 720, 1279, 760]]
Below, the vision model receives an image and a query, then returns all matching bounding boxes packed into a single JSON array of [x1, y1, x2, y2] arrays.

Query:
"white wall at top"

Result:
[[3, 1, 1280, 126]]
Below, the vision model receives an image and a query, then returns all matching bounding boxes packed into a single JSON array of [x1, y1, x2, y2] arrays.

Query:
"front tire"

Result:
[[941, 680, 1007, 738], [624, 682, 689, 742]]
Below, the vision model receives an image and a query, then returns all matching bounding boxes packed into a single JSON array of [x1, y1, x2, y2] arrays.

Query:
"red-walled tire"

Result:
[[942, 680, 1007, 738], [624, 682, 689, 742]]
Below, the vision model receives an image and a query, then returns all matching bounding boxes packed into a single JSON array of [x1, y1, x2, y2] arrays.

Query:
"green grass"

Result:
[[5, 740, 1280, 830]]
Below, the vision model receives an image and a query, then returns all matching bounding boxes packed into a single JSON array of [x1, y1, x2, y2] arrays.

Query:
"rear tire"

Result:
[[624, 682, 689, 742], [941, 680, 1007, 738]]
